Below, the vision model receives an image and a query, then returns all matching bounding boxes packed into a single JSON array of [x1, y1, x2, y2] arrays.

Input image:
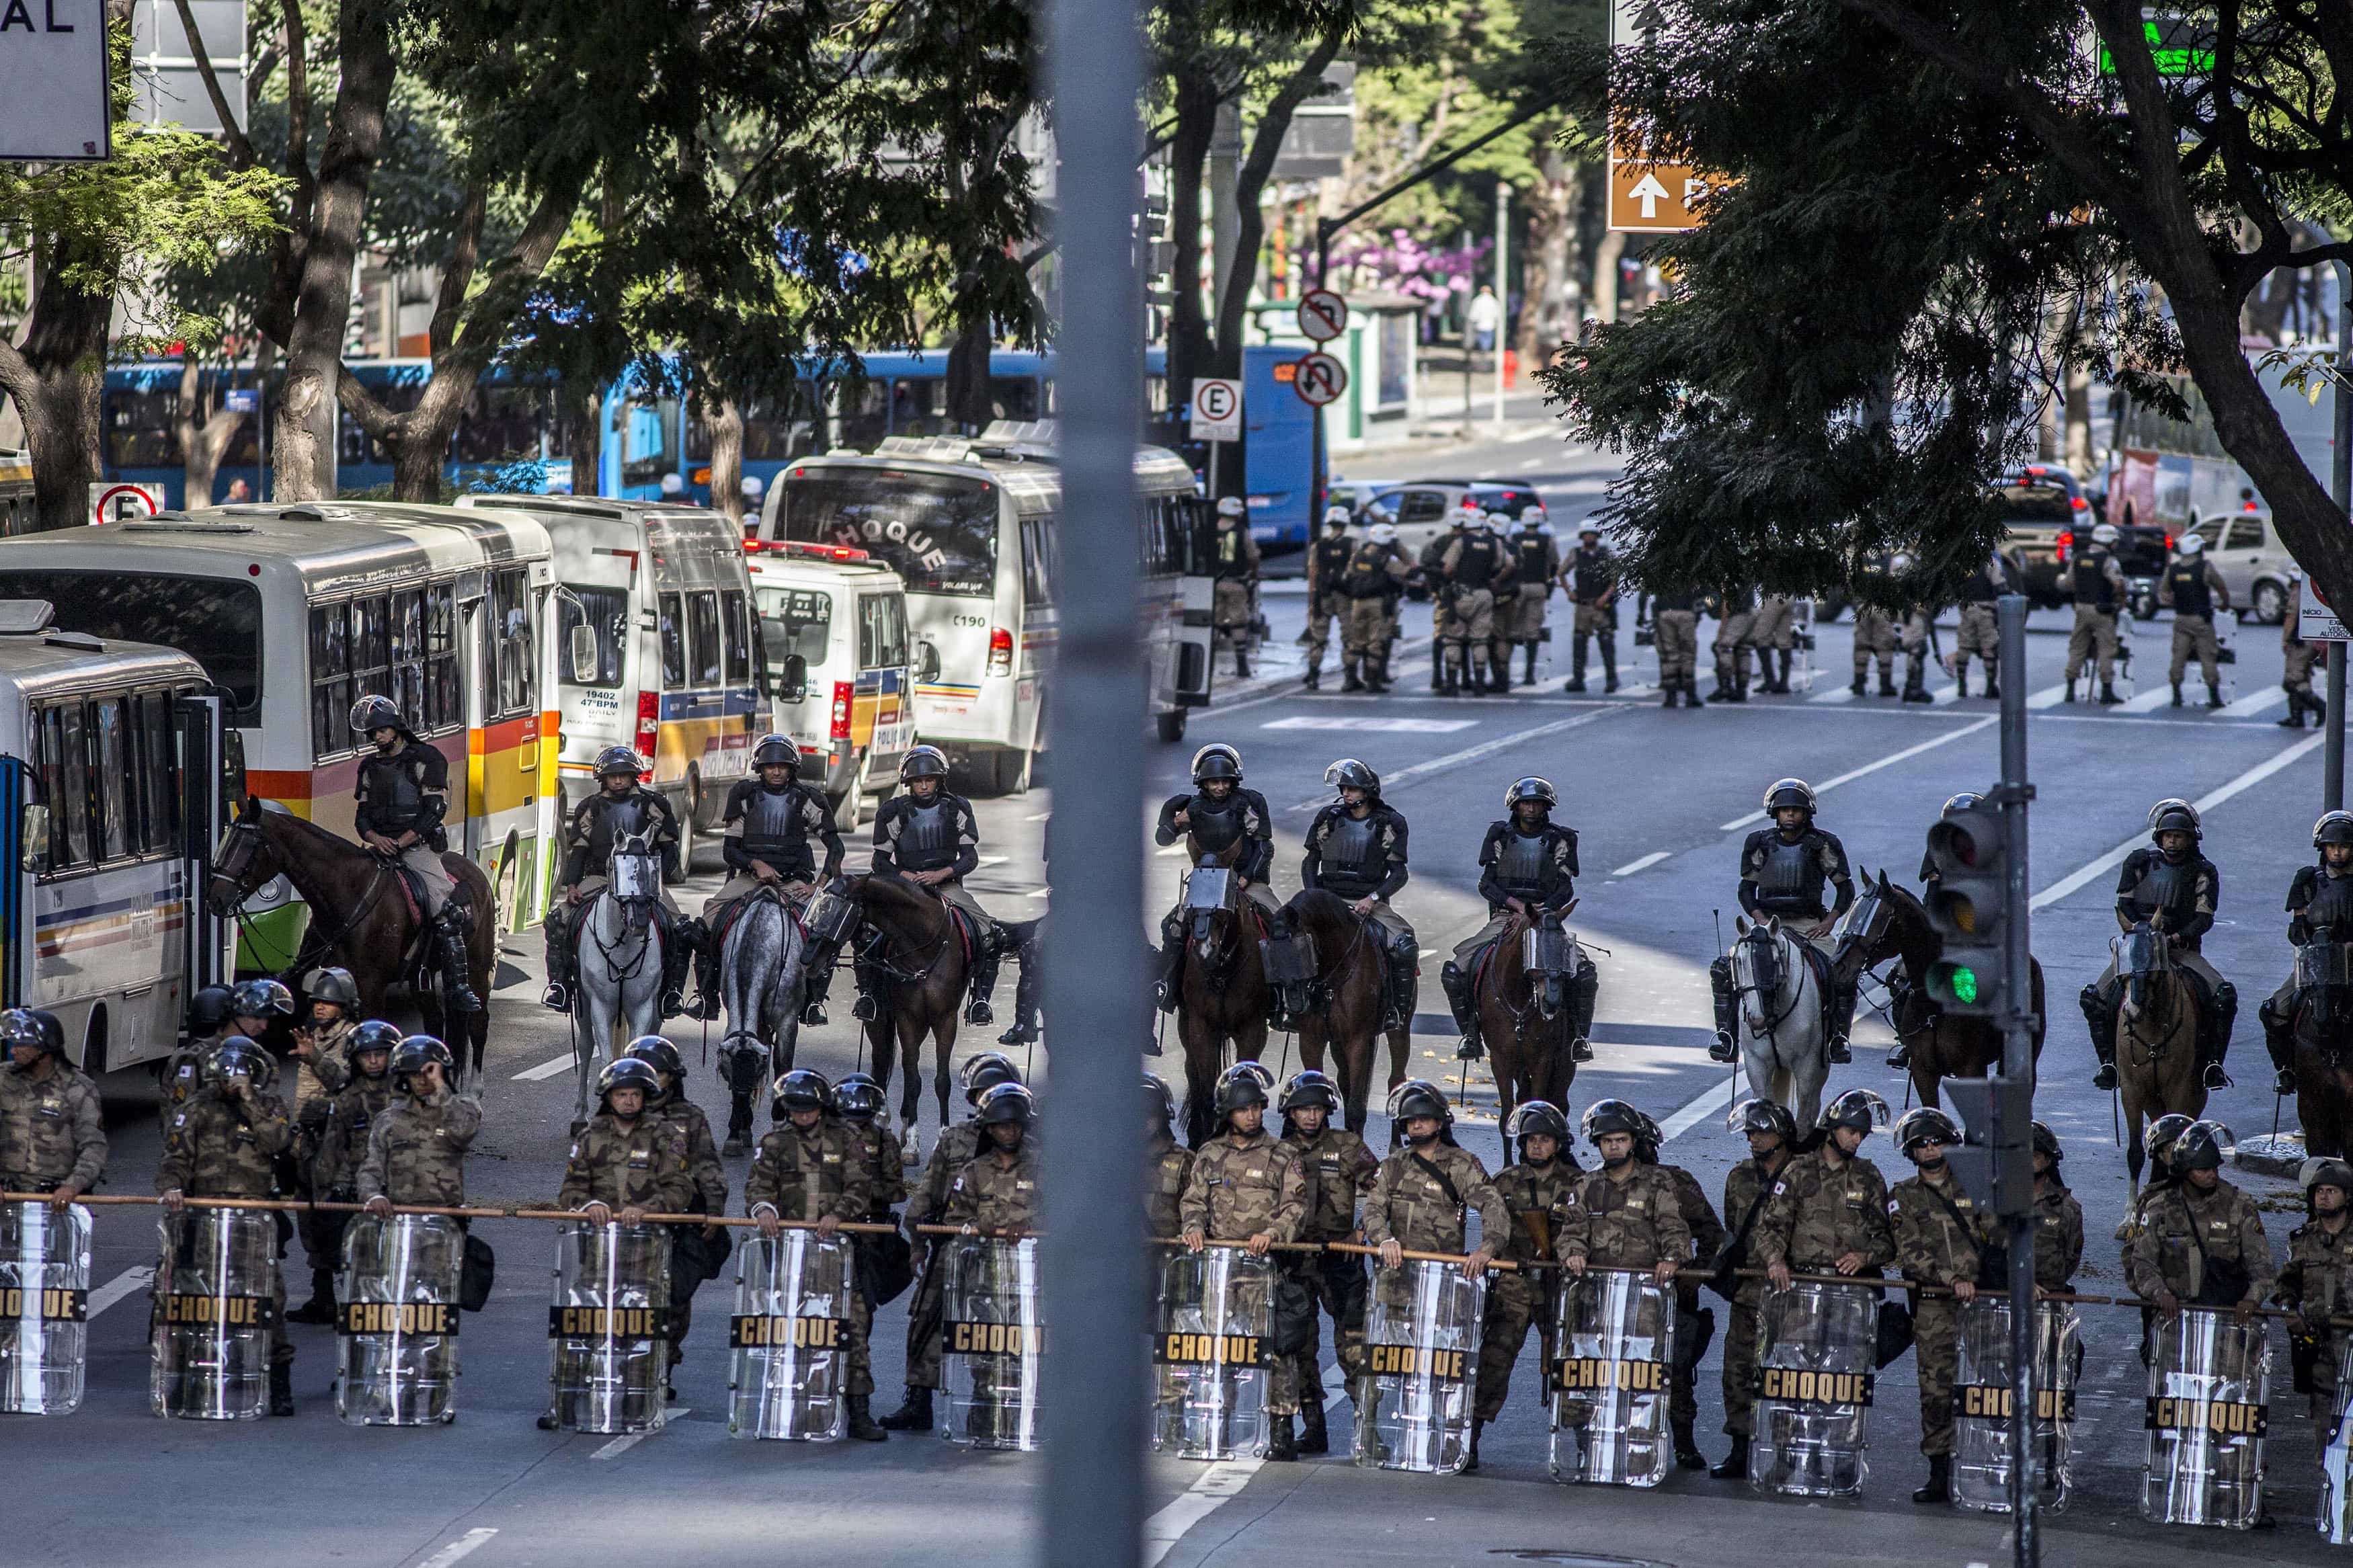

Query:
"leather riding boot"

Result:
[[846, 1393, 887, 1442], [2081, 983, 2118, 1089], [1708, 957, 1739, 1063], [269, 1363, 296, 1417], [1911, 1453, 1952, 1505], [964, 948, 1002, 1026], [2200, 983, 2237, 1089], [1885, 1040, 1911, 1070], [1440, 960, 1482, 1061], [658, 917, 696, 1020], [1570, 962, 1599, 1061], [434, 906, 482, 1013], [1298, 1395, 1330, 1454], [1710, 1434, 1750, 1480], [1672, 1418, 1707, 1470], [998, 949, 1043, 1046], [694, 939, 723, 1022], [1267, 1411, 1298, 1462], [799, 952, 835, 1026], [1566, 636, 1589, 692], [1826, 977, 1856, 1064], [2261, 997, 2298, 1095], [541, 909, 575, 1010], [1388, 939, 1421, 1032], [287, 1269, 337, 1325], [879, 1386, 933, 1431]]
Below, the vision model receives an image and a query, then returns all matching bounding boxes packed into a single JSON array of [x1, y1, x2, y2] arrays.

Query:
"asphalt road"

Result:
[[19, 425, 2344, 1567]]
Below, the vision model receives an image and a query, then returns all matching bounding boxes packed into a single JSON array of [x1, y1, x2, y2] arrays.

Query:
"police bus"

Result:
[[0, 503, 561, 970], [0, 600, 231, 1071]]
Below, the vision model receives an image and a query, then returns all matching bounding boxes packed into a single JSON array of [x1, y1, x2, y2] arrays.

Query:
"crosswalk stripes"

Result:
[[2219, 685, 2288, 718], [2025, 682, 2071, 710]]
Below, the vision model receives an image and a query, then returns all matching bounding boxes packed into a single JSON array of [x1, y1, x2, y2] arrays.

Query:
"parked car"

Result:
[[2186, 505, 2297, 624], [1995, 465, 2169, 610], [1360, 481, 1549, 558]]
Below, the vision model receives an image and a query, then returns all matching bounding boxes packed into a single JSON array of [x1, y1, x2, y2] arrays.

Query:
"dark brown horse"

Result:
[[1837, 870, 2045, 1110], [2284, 938, 2353, 1159], [1170, 843, 1275, 1147], [842, 872, 972, 1155], [1472, 905, 1582, 1157], [208, 796, 495, 1084], [1285, 889, 1411, 1134]]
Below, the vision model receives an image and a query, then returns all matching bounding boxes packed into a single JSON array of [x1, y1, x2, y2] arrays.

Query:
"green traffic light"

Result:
[[1947, 966, 1979, 1005]]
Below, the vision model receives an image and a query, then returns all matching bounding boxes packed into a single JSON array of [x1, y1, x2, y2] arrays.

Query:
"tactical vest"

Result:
[[1753, 836, 1824, 914], [1648, 586, 1700, 614], [2071, 550, 2117, 611], [1570, 547, 1612, 602], [1317, 811, 1386, 898], [2165, 561, 2214, 620], [1451, 536, 1503, 591], [1213, 527, 1250, 581], [1495, 830, 1558, 901], [894, 800, 960, 873], [1343, 543, 1396, 598], [740, 784, 815, 876], [1185, 794, 1247, 857], [2306, 868, 2353, 936], [1514, 534, 1552, 583], [1962, 563, 2005, 603], [356, 748, 430, 833], [2126, 854, 2200, 925], [1312, 536, 1354, 591]]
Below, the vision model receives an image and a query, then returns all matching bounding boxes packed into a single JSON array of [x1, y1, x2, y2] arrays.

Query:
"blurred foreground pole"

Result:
[[2327, 264, 2349, 811], [1040, 0, 1148, 1562]]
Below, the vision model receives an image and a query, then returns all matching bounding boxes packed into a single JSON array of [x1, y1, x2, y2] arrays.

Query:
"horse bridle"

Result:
[[211, 817, 396, 973], [1733, 925, 1804, 1038]]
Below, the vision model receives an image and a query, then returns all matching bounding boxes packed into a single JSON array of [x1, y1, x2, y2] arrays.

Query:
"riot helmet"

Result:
[[595, 1057, 662, 1109], [960, 1052, 1022, 1103], [1727, 1097, 1798, 1145], [1279, 1069, 1341, 1116], [1213, 1063, 1270, 1121], [2030, 1122, 2063, 1163], [0, 1007, 64, 1059], [835, 1071, 885, 1122], [1505, 1100, 1570, 1158], [771, 1068, 833, 1114], [231, 977, 296, 1021], [1761, 778, 1817, 817], [390, 1034, 454, 1091], [348, 694, 410, 740], [2148, 798, 2201, 843], [1581, 1099, 1644, 1141], [2314, 811, 2353, 851], [1324, 758, 1382, 799], [624, 1035, 685, 1085], [1324, 505, 1351, 530], [1819, 1087, 1892, 1135], [973, 1081, 1036, 1129], [594, 745, 647, 781], [188, 985, 235, 1036], [1503, 777, 1558, 813], [900, 745, 951, 784], [752, 734, 799, 772], [1895, 1106, 1961, 1157], [1386, 1079, 1451, 1126], [1191, 744, 1243, 786], [305, 966, 360, 1012], [346, 1019, 405, 1063], [2301, 1157, 2353, 1202], [2169, 1120, 2233, 1173], [1146, 1073, 1176, 1127], [2146, 1112, 2195, 1173], [205, 1037, 276, 1091], [1941, 792, 1984, 816], [2090, 522, 2119, 546]]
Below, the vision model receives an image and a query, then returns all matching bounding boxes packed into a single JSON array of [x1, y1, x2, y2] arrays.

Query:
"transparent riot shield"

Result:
[[727, 1230, 853, 1441], [1150, 1247, 1273, 1461], [1548, 1268, 1675, 1487], [1747, 1280, 1879, 1497], [1951, 1298, 2080, 1514], [545, 1221, 672, 1436], [150, 1208, 278, 1421], [2322, 1369, 2353, 1544], [2142, 1307, 2270, 1529], [335, 1213, 463, 1427], [941, 1235, 1043, 1451], [1355, 1260, 1484, 1475], [0, 1200, 91, 1415]]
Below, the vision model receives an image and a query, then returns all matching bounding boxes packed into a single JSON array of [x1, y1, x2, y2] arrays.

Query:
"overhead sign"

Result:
[[2301, 579, 2349, 643], [90, 481, 165, 526], [1290, 353, 1347, 407], [1189, 378, 1242, 443], [1296, 289, 1347, 343], [0, 0, 110, 160], [1607, 153, 1732, 233]]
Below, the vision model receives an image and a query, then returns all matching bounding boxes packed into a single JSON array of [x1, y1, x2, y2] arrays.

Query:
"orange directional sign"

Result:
[[1607, 155, 1732, 233]]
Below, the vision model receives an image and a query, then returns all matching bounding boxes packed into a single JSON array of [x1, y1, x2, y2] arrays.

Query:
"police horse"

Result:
[[2110, 921, 2206, 1204], [841, 872, 976, 1158], [208, 796, 496, 1086], [712, 887, 821, 1155], [1835, 870, 2046, 1108], [1283, 890, 1414, 1136], [1168, 829, 1277, 1147], [2282, 926, 2353, 1159], [1470, 905, 1589, 1160], [566, 827, 668, 1124], [1724, 916, 1834, 1134]]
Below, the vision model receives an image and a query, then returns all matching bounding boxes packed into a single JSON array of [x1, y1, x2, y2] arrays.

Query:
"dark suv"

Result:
[[1997, 466, 2169, 610]]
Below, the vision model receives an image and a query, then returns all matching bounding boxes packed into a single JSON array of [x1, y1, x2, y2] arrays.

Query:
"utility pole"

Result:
[[2328, 261, 2350, 812], [1493, 182, 1511, 431]]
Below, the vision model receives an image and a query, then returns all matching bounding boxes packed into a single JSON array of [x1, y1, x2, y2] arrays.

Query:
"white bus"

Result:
[[0, 600, 229, 1071], [756, 420, 1212, 789], [0, 502, 561, 970], [458, 495, 760, 858]]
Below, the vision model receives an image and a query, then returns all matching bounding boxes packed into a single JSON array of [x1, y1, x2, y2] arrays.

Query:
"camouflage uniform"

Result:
[[288, 1018, 354, 1121], [1180, 1128, 1308, 1413], [655, 1089, 729, 1219], [850, 1118, 910, 1221], [1753, 1148, 1895, 1276], [1361, 1139, 1507, 1257], [1655, 1161, 1726, 1428], [313, 1075, 398, 1200], [941, 1135, 1043, 1233], [1716, 1155, 1787, 1440], [557, 1113, 697, 1213], [1283, 1123, 1379, 1399], [2277, 1214, 2353, 1406], [0, 1059, 106, 1194], [1476, 1156, 1578, 1420], [1553, 1164, 1693, 1270], [158, 1029, 229, 1138], [157, 1086, 295, 1366], [1889, 1167, 1994, 1457], [746, 1117, 873, 1394], [2032, 1178, 2084, 1290], [1146, 1137, 1194, 1239], [2124, 1178, 2275, 1308], [355, 1089, 481, 1206], [901, 1120, 984, 1391]]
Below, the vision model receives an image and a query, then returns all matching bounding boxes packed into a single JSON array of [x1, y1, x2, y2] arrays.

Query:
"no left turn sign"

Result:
[[1297, 289, 1347, 343], [1291, 352, 1347, 407]]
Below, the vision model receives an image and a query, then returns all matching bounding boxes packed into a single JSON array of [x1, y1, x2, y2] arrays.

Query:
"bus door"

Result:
[[0, 753, 23, 1007], [456, 571, 489, 858], [173, 694, 234, 997]]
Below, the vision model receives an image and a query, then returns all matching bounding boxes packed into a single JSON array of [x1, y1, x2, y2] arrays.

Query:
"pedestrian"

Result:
[[225, 477, 251, 503], [1710, 1098, 1797, 1480], [0, 1007, 106, 1209], [1302, 505, 1355, 691], [1886, 1108, 1997, 1503], [1277, 1070, 1378, 1455], [1468, 286, 1502, 356], [2159, 533, 2233, 707], [748, 1069, 883, 1439], [2281, 571, 2328, 727], [2063, 522, 2128, 704]]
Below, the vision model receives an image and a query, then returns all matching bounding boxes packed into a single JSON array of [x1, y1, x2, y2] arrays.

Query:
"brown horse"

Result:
[[1470, 906, 1582, 1157], [842, 872, 973, 1155], [1837, 870, 2046, 1108], [2285, 939, 2353, 1159], [1169, 843, 1275, 1147], [2111, 923, 2205, 1204], [208, 796, 495, 1084], [1285, 889, 1411, 1134]]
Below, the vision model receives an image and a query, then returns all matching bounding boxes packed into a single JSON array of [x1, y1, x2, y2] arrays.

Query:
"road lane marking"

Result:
[[1717, 716, 1997, 831], [411, 1530, 500, 1568], [591, 1409, 689, 1458], [2219, 686, 2286, 718], [1929, 684, 1960, 705], [1811, 684, 1856, 704], [1612, 851, 1672, 877], [1657, 1076, 1738, 1142], [2030, 732, 2325, 911], [88, 1266, 153, 1317], [515, 1053, 575, 1081], [1519, 456, 1544, 470], [1145, 1457, 1266, 1568], [2117, 686, 2173, 712], [1287, 706, 1621, 811], [1262, 716, 1477, 733], [2024, 683, 2071, 710]]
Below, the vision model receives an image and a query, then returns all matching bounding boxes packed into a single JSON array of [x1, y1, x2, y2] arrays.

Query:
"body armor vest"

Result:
[[1313, 536, 1354, 589], [1515, 536, 1551, 581], [2128, 856, 2199, 923], [2305, 869, 2353, 936], [1570, 548, 1611, 601], [1451, 537, 1502, 591], [1497, 831, 1557, 901], [740, 784, 813, 875], [895, 800, 959, 872], [2072, 550, 2117, 611], [1343, 544, 1394, 597], [357, 751, 428, 831], [1317, 812, 1385, 897], [1962, 565, 2005, 603], [2165, 561, 2214, 619], [1186, 794, 1246, 857], [1754, 837, 1823, 913]]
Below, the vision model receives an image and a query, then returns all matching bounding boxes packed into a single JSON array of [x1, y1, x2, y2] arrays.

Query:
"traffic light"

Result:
[[1921, 798, 2009, 1018]]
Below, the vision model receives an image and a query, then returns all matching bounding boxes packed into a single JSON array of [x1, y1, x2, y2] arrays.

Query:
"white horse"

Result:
[[715, 890, 811, 1154], [569, 830, 666, 1123], [1729, 915, 1831, 1132]]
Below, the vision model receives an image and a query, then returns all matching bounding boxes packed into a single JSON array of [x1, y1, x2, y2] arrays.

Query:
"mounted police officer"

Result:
[[863, 745, 1011, 1026], [1441, 510, 1516, 693], [2081, 798, 2235, 1091], [543, 745, 696, 1018], [696, 734, 845, 1024], [1561, 522, 1618, 694], [2159, 533, 2232, 708], [349, 694, 479, 1012], [1152, 744, 1289, 1010], [1339, 522, 1409, 692], [2262, 811, 2353, 1096], [2063, 521, 2128, 704], [1506, 509, 1559, 688], [1441, 778, 1595, 1064], [1301, 759, 1418, 1032], [1712, 779, 1858, 1064], [1302, 505, 1356, 691]]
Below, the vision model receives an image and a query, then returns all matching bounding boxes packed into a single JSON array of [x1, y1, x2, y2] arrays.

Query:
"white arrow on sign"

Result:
[[1291, 353, 1348, 407], [1628, 172, 1671, 220]]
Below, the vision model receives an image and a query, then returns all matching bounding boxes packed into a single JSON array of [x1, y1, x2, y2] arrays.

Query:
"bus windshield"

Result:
[[0, 571, 264, 722], [558, 585, 629, 688], [779, 469, 998, 597]]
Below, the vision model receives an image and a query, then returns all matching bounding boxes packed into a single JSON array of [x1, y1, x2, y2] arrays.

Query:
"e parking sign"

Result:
[[0, 0, 111, 161]]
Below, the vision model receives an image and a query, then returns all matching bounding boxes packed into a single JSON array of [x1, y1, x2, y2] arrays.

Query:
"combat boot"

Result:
[[1565, 636, 1589, 692], [1367, 657, 1392, 694], [1952, 667, 1968, 699], [2206, 682, 2225, 708], [269, 1363, 295, 1417], [2063, 677, 2077, 703], [1885, 1040, 1911, 1070], [1464, 1418, 1482, 1473], [1267, 1412, 1298, 1462], [878, 1386, 933, 1431], [1659, 682, 1677, 708], [846, 1393, 887, 1442], [287, 1270, 337, 1325], [1234, 649, 1251, 679], [1683, 678, 1707, 706], [1602, 644, 1620, 693], [1983, 672, 1999, 700], [1911, 1454, 1951, 1504], [1902, 675, 1933, 703], [1298, 1396, 1330, 1455], [2171, 682, 2184, 707], [1878, 670, 1899, 698], [1710, 1434, 1749, 1479], [1521, 643, 1540, 685], [1340, 659, 1365, 693], [1302, 662, 1321, 691], [2282, 688, 2310, 727], [1672, 1418, 1706, 1470], [1849, 673, 1866, 696], [2100, 680, 2122, 704]]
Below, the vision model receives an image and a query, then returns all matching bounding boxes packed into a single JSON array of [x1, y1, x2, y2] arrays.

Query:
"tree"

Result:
[[1552, 1, 2353, 614]]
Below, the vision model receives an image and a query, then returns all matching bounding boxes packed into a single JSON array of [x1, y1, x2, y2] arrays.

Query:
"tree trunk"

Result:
[[1164, 65, 1220, 405], [1515, 129, 1581, 382], [0, 233, 117, 533], [707, 397, 746, 522], [2063, 360, 2093, 476], [176, 347, 267, 508], [561, 384, 604, 496], [945, 316, 996, 430], [1590, 230, 1627, 325]]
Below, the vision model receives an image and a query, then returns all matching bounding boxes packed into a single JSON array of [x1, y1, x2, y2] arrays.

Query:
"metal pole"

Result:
[[1997, 592, 2038, 1567], [1043, 0, 1146, 1563], [1310, 229, 1330, 530], [1492, 183, 1509, 431], [2327, 262, 2350, 812]]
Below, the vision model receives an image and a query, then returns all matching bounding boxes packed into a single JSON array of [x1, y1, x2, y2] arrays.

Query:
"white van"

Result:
[[742, 541, 915, 828], [459, 495, 759, 860]]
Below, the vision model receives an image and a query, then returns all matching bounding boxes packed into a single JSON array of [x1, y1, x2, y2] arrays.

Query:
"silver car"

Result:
[[2185, 508, 2297, 624]]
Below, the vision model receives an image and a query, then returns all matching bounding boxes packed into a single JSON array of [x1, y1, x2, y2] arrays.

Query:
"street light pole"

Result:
[[1492, 182, 1510, 431], [2328, 261, 2350, 813]]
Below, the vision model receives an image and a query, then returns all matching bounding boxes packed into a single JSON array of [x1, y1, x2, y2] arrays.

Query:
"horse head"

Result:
[[1830, 868, 1895, 969], [208, 795, 284, 909], [2295, 928, 2353, 1036], [1527, 901, 1577, 1015], [2115, 921, 2167, 1020], [606, 827, 663, 938], [1185, 864, 1241, 968]]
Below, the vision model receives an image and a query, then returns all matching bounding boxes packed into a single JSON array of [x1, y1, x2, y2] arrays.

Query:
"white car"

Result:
[[2185, 509, 2297, 624]]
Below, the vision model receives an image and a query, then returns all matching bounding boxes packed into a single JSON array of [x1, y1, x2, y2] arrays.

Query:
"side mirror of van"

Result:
[[19, 802, 48, 874], [568, 624, 599, 684], [776, 653, 809, 703], [914, 641, 944, 683]]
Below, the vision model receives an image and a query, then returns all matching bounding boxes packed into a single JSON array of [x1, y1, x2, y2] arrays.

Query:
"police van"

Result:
[[742, 540, 916, 829]]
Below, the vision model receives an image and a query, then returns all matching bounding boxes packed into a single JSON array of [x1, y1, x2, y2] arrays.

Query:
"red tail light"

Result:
[[2070, 496, 2087, 511], [830, 681, 852, 741], [988, 628, 1014, 675], [635, 691, 659, 762], [2055, 529, 2071, 565], [2163, 533, 2174, 552]]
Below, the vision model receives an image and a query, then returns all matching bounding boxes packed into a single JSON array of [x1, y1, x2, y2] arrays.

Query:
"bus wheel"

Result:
[[994, 748, 1032, 796], [1156, 709, 1187, 743]]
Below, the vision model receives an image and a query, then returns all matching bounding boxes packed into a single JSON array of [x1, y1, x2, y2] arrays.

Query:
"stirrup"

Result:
[[2201, 1063, 2232, 1089], [1884, 1043, 1911, 1070], [541, 981, 570, 1012], [851, 993, 879, 1022], [2275, 1068, 2297, 1095], [1826, 1036, 1852, 1065], [1708, 1034, 1737, 1065], [1454, 1035, 1484, 1062], [964, 998, 995, 1026], [800, 1000, 828, 1026], [2091, 1062, 2117, 1091], [1570, 1036, 1593, 1063]]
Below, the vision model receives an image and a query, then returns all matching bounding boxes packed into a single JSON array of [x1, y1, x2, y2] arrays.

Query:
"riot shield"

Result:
[[150, 1208, 278, 1421], [1150, 1247, 1273, 1461], [1548, 1268, 1675, 1487], [335, 1213, 463, 1427], [1950, 1298, 2080, 1514], [0, 1200, 91, 1415], [941, 1235, 1043, 1451], [1354, 1260, 1484, 1475], [1747, 1280, 1878, 1497], [727, 1230, 854, 1441], [2142, 1307, 2270, 1529], [2322, 1371, 2353, 1544], [545, 1221, 672, 1436]]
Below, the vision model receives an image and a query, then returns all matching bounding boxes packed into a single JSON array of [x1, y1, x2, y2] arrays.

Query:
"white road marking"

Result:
[[411, 1530, 500, 1568], [514, 1053, 575, 1081], [2219, 686, 2286, 718], [1810, 684, 1856, 704], [2030, 732, 2325, 911], [1287, 706, 1622, 811], [591, 1409, 688, 1459], [1611, 851, 1672, 877], [1717, 716, 1997, 831], [1519, 456, 1545, 471], [1657, 1075, 1738, 1142], [87, 1266, 153, 1317], [2024, 683, 2071, 710], [1261, 716, 1477, 734], [2117, 686, 2174, 713], [1929, 684, 1960, 706], [1144, 1458, 1265, 1568], [1025, 811, 1052, 821]]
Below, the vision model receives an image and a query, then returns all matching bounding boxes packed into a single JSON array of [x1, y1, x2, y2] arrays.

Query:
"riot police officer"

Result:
[[2081, 798, 2235, 1091], [1749, 593, 1798, 695], [2064, 521, 2128, 704], [1208, 495, 1263, 678], [162, 984, 237, 1136], [544, 746, 696, 1017], [1507, 510, 1558, 687], [289, 967, 359, 1119], [1469, 1101, 1578, 1471], [748, 1069, 883, 1439], [1441, 778, 1595, 1063], [2028, 1122, 2085, 1295], [1181, 1064, 1309, 1458], [1952, 546, 2018, 698], [1561, 523, 1618, 693], [862, 745, 1012, 1026], [1418, 514, 1469, 694], [1711, 584, 1758, 703], [1441, 510, 1516, 693], [1755, 1088, 1895, 1290], [1277, 1069, 1376, 1455], [1887, 1106, 1995, 1503], [1711, 1098, 1796, 1479], [1145, 1075, 1192, 1241], [1303, 505, 1356, 691], [2126, 1120, 2273, 1321], [1152, 745, 1286, 1009], [1339, 522, 1409, 692], [1712, 779, 1858, 1063], [0, 1007, 106, 1208], [289, 1019, 401, 1323], [2282, 569, 2327, 726], [2260, 811, 2353, 1096], [358, 1035, 478, 1211], [697, 734, 845, 1026], [2159, 532, 2233, 707], [349, 694, 479, 1012], [1639, 581, 1707, 708], [1632, 1107, 1726, 1469], [2277, 1158, 2353, 1419], [1301, 760, 1419, 1031]]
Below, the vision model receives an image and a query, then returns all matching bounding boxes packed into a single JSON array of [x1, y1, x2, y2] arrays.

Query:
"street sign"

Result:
[[0, 0, 110, 160], [223, 388, 260, 415], [2302, 578, 2350, 642], [1607, 153, 1732, 233], [1291, 354, 1347, 407], [89, 482, 164, 526], [1296, 290, 1347, 343], [1189, 378, 1242, 443]]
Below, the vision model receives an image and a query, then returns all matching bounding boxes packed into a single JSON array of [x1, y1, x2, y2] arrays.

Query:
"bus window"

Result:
[[425, 583, 461, 730], [42, 702, 92, 872], [838, 381, 887, 452], [136, 690, 179, 854], [720, 589, 752, 684], [104, 386, 182, 468], [559, 585, 629, 686], [311, 602, 353, 759], [687, 591, 723, 686], [858, 593, 908, 670], [779, 470, 999, 597], [754, 587, 832, 667], [891, 379, 945, 438], [93, 697, 132, 860], [1019, 516, 1057, 606], [658, 592, 686, 688], [493, 568, 537, 718], [0, 573, 265, 723], [456, 385, 552, 463], [354, 595, 392, 719]]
